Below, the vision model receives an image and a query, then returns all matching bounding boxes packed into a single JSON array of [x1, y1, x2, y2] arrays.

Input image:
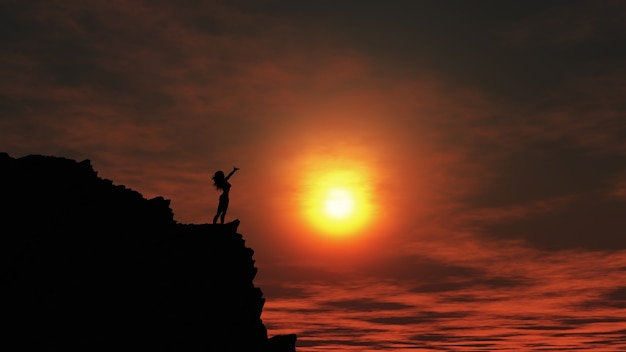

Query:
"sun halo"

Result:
[[301, 168, 374, 239]]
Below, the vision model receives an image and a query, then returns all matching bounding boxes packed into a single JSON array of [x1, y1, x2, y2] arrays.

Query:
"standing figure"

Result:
[[212, 166, 239, 224]]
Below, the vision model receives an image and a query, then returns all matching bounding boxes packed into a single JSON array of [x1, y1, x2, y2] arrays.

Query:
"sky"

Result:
[[2, 0, 626, 350]]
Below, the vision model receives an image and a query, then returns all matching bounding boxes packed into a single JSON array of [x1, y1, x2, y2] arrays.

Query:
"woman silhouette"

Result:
[[212, 166, 239, 224]]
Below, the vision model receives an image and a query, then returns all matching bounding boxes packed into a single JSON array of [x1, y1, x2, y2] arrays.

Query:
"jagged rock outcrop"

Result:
[[0, 152, 296, 352]]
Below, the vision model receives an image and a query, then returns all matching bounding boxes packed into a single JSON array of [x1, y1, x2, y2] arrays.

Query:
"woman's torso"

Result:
[[220, 181, 231, 197]]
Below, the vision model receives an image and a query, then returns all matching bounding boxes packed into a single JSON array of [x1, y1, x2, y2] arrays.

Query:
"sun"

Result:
[[300, 167, 374, 239], [324, 188, 355, 219]]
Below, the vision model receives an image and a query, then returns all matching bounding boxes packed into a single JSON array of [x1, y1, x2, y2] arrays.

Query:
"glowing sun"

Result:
[[324, 188, 355, 219], [301, 168, 374, 239]]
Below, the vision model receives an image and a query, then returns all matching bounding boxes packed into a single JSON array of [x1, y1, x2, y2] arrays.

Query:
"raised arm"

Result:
[[225, 166, 239, 180]]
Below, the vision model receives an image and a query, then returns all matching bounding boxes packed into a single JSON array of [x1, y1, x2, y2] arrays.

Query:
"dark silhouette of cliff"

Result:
[[0, 152, 296, 352]]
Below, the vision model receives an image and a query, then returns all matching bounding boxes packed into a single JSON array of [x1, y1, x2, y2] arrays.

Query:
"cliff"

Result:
[[0, 152, 296, 352]]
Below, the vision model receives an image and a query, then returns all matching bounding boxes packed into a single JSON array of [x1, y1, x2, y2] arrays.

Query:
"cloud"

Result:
[[320, 298, 414, 312], [580, 286, 626, 309], [432, 69, 626, 251], [411, 276, 529, 295], [364, 310, 471, 326], [469, 190, 626, 250], [502, 0, 626, 47]]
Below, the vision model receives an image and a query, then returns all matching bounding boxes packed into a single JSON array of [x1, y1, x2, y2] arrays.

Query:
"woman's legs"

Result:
[[220, 209, 227, 224], [213, 211, 221, 224], [213, 199, 229, 224]]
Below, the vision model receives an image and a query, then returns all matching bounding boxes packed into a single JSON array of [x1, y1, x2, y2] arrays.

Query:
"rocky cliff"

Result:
[[0, 152, 296, 352]]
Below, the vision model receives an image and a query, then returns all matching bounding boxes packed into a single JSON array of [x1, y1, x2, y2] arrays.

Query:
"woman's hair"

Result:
[[212, 170, 225, 190]]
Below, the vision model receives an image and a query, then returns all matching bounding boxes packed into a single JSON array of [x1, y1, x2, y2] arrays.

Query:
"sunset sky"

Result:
[[3, 0, 626, 350]]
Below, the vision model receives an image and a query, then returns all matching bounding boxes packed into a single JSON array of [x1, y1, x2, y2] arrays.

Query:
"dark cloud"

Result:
[[364, 310, 471, 326], [320, 298, 414, 311], [465, 144, 626, 208], [409, 332, 508, 343], [479, 192, 626, 250], [579, 286, 626, 309], [559, 316, 626, 326], [360, 254, 482, 282], [413, 276, 530, 293], [257, 264, 350, 283]]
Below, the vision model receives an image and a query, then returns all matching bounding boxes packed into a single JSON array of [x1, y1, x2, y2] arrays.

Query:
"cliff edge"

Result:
[[0, 152, 296, 352]]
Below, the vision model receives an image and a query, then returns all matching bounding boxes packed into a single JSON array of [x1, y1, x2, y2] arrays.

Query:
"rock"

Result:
[[0, 153, 297, 352], [268, 334, 298, 352]]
